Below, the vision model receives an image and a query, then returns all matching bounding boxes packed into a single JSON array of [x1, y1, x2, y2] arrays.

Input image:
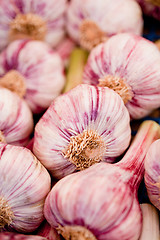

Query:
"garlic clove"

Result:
[[139, 203, 160, 240], [0, 39, 65, 114], [33, 84, 131, 179], [144, 139, 160, 210], [67, 0, 143, 50], [83, 33, 160, 119], [0, 143, 51, 232], [0, 0, 67, 51], [62, 47, 88, 93], [0, 87, 33, 146], [0, 232, 47, 240]]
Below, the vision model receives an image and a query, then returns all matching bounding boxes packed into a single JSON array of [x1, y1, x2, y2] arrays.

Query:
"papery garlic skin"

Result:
[[0, 232, 47, 240], [66, 0, 143, 47], [0, 0, 67, 51], [0, 88, 33, 146], [44, 120, 160, 240], [83, 33, 160, 119], [33, 84, 131, 179], [37, 221, 60, 240], [0, 40, 65, 113], [0, 143, 51, 232], [144, 139, 160, 210], [136, 0, 160, 21]]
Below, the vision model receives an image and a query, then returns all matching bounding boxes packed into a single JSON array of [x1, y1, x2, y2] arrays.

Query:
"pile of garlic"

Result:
[[0, 0, 160, 240]]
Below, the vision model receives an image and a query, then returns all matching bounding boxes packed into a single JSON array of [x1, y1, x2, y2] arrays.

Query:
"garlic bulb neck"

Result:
[[0, 70, 26, 98], [98, 75, 133, 105], [79, 20, 107, 51], [57, 225, 97, 240], [63, 129, 106, 170], [0, 197, 14, 229], [9, 13, 47, 41], [146, 0, 160, 6]]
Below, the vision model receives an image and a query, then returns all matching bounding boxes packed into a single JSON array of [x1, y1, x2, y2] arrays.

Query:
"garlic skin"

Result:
[[136, 0, 160, 21], [33, 84, 131, 179], [44, 120, 160, 240], [0, 0, 67, 51], [144, 139, 160, 210], [0, 40, 65, 113], [66, 0, 143, 50], [37, 221, 60, 240], [0, 88, 33, 146], [0, 232, 47, 240], [83, 33, 160, 119], [0, 143, 51, 232]]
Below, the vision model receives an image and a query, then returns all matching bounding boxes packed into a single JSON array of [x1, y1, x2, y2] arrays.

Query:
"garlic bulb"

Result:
[[44, 120, 160, 240], [33, 84, 131, 179], [0, 87, 33, 146], [136, 0, 160, 21], [0, 0, 67, 51], [0, 39, 65, 113], [144, 139, 160, 210], [0, 232, 47, 240], [37, 221, 60, 240], [66, 0, 143, 50], [83, 33, 160, 119], [0, 143, 51, 232]]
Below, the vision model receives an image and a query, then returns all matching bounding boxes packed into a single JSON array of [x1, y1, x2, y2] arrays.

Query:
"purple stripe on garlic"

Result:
[[83, 33, 160, 119], [33, 84, 131, 179], [37, 220, 60, 240], [66, 0, 143, 50], [0, 87, 33, 146], [44, 120, 160, 240], [0, 232, 47, 240], [144, 139, 160, 210], [0, 39, 65, 113], [0, 0, 67, 51], [0, 143, 51, 232]]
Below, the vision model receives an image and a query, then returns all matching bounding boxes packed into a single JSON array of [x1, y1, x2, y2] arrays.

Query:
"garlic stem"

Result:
[[9, 13, 47, 41], [117, 120, 160, 187], [63, 48, 88, 93], [139, 203, 160, 240], [0, 131, 6, 143], [0, 70, 26, 98]]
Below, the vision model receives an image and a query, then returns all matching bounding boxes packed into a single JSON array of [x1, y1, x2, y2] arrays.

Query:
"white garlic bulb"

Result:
[[83, 33, 160, 119], [66, 0, 143, 50], [0, 143, 51, 232], [0, 40, 65, 113], [0, 0, 67, 51], [144, 139, 160, 210], [0, 87, 33, 146], [33, 84, 131, 179]]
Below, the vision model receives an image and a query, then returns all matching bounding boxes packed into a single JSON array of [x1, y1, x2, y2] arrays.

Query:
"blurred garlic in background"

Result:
[[0, 0, 67, 51], [33, 84, 131, 179], [66, 0, 143, 50], [0, 232, 47, 240], [83, 33, 160, 119], [0, 143, 51, 233], [136, 0, 160, 21], [0, 39, 65, 113], [0, 87, 33, 146], [144, 139, 160, 210]]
